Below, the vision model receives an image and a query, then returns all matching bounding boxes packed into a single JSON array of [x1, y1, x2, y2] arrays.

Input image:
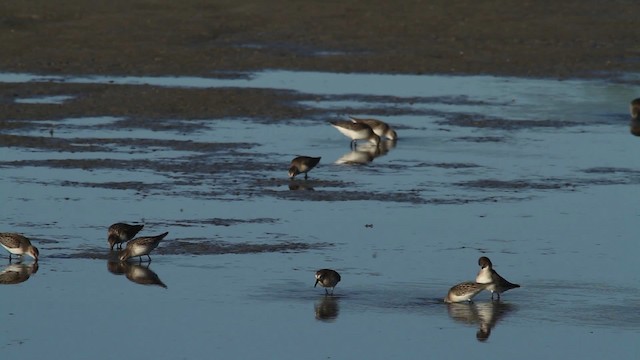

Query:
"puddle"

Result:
[[13, 94, 75, 104], [1, 70, 638, 359]]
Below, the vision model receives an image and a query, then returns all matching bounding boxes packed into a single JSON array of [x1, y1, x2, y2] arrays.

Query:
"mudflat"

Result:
[[2, 0, 638, 124], [1, 0, 638, 78]]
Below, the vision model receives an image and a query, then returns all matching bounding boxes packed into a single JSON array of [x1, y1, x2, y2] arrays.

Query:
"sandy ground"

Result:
[[1, 1, 639, 126]]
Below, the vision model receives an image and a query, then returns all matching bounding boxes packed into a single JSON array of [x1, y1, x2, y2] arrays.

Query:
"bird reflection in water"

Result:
[[446, 300, 515, 342], [314, 296, 340, 322], [335, 140, 396, 165], [288, 182, 315, 191], [0, 262, 38, 285], [107, 260, 167, 288]]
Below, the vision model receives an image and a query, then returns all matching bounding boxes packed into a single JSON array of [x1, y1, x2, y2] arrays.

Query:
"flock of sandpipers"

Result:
[[2, 114, 518, 302], [10, 98, 640, 299], [287, 116, 397, 179]]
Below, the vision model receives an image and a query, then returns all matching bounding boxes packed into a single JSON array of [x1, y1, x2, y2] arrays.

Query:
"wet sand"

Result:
[[1, 0, 639, 124]]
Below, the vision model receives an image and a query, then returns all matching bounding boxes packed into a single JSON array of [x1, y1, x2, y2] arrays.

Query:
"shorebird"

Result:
[[0, 233, 39, 262], [444, 281, 487, 303], [119, 232, 168, 262], [314, 269, 341, 295], [288, 156, 321, 179], [329, 120, 380, 148], [108, 223, 144, 250], [630, 98, 640, 119], [349, 116, 398, 140], [475, 256, 520, 300], [630, 98, 640, 136]]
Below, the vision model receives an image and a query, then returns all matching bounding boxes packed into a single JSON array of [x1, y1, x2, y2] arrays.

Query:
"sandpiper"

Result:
[[630, 98, 640, 136], [630, 98, 640, 119], [475, 256, 520, 300], [0, 233, 39, 262], [349, 116, 398, 140], [444, 281, 487, 303], [288, 156, 321, 179], [329, 120, 380, 148], [315, 269, 341, 295], [108, 223, 144, 250], [119, 232, 168, 262]]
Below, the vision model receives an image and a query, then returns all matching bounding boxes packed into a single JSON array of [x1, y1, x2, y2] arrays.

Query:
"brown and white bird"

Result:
[[0, 233, 39, 262], [444, 281, 487, 303], [108, 223, 144, 250], [314, 269, 341, 295], [475, 256, 520, 300], [329, 120, 380, 148], [119, 232, 168, 262], [349, 116, 397, 140], [288, 156, 321, 180]]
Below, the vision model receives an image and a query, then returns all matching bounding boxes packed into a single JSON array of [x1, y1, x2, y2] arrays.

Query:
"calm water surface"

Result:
[[1, 71, 639, 359]]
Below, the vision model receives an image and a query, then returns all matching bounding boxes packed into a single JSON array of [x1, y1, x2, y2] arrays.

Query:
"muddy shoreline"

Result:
[[1, 0, 638, 78], [2, 1, 639, 124]]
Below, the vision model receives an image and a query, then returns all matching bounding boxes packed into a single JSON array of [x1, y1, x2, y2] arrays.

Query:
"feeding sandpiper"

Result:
[[329, 120, 381, 148], [314, 269, 341, 295], [119, 232, 168, 262], [108, 223, 144, 250], [444, 281, 487, 303], [475, 256, 520, 300], [288, 156, 321, 179], [349, 116, 398, 140], [0, 233, 39, 262]]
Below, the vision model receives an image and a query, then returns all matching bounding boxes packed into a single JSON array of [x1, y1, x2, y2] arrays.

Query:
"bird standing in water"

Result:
[[314, 269, 341, 295]]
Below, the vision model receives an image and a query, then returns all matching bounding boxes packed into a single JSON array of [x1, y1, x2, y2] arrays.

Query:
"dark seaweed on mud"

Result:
[[439, 114, 579, 130], [52, 239, 332, 259], [457, 179, 576, 190]]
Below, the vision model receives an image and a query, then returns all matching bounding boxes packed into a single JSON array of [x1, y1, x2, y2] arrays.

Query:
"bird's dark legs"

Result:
[[147, 254, 152, 262], [304, 173, 308, 180]]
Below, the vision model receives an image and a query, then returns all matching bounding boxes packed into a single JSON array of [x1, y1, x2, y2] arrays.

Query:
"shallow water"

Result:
[[1, 71, 639, 359]]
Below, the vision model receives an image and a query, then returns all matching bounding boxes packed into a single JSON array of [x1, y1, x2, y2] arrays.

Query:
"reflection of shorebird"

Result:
[[119, 232, 168, 262], [335, 140, 395, 165], [107, 260, 128, 276], [288, 156, 321, 179], [444, 281, 487, 303], [314, 269, 341, 295], [349, 116, 398, 140], [446, 300, 515, 342], [329, 120, 380, 148], [314, 296, 340, 321], [475, 257, 520, 300], [0, 233, 39, 262], [108, 223, 144, 250], [0, 262, 39, 285], [124, 263, 167, 288], [446, 301, 480, 325], [288, 182, 315, 191], [475, 301, 514, 341], [630, 98, 640, 136]]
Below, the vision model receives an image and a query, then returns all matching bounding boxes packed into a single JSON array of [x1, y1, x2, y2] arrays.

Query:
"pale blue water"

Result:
[[1, 71, 639, 359]]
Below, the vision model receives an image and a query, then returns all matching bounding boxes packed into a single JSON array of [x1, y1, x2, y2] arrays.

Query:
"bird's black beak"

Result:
[[314, 279, 319, 288]]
